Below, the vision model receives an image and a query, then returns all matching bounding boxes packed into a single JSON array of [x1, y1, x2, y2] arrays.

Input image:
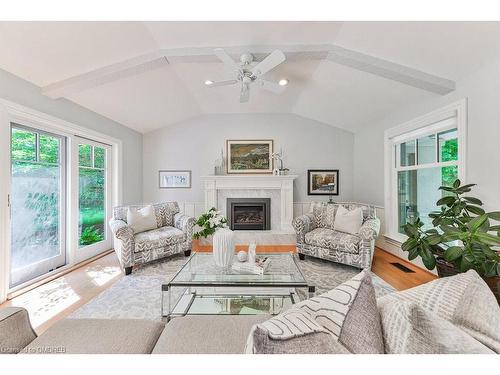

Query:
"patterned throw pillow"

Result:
[[313, 204, 337, 229], [378, 269, 500, 353], [245, 271, 384, 354], [378, 300, 493, 354]]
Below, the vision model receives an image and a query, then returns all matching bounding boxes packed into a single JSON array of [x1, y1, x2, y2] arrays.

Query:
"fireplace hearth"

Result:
[[227, 198, 271, 231]]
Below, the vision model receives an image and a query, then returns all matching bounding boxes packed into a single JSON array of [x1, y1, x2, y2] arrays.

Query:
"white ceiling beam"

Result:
[[42, 51, 169, 99], [326, 45, 455, 95], [42, 44, 455, 99]]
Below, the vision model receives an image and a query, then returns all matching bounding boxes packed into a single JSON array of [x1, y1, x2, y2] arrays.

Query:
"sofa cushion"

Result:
[[378, 269, 500, 353], [153, 315, 269, 354], [23, 319, 164, 354], [378, 299, 493, 354], [113, 202, 180, 227], [127, 205, 157, 234], [0, 307, 37, 354], [312, 204, 337, 229], [305, 228, 360, 254], [334, 206, 363, 235], [134, 226, 185, 253], [246, 271, 384, 354]]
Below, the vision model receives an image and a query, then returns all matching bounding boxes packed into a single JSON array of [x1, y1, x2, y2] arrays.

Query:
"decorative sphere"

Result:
[[237, 251, 248, 262]]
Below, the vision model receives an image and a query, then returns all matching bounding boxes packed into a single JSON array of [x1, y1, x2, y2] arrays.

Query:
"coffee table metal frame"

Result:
[[161, 252, 315, 321]]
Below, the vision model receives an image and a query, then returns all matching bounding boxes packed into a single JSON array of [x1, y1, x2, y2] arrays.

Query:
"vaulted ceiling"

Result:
[[1, 21, 500, 133]]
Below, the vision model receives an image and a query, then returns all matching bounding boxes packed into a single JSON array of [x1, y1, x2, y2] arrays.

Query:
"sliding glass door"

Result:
[[75, 137, 112, 262], [8, 124, 113, 290], [10, 125, 66, 287]]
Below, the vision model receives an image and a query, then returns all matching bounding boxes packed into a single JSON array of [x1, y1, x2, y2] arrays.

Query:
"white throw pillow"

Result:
[[333, 206, 363, 235], [127, 205, 157, 234]]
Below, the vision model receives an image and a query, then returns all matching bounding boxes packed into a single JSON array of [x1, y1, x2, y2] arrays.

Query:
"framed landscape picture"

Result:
[[159, 170, 191, 188], [307, 169, 339, 195], [226, 140, 273, 174]]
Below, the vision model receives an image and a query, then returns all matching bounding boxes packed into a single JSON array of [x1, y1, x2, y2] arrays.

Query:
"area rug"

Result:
[[71, 254, 395, 321]]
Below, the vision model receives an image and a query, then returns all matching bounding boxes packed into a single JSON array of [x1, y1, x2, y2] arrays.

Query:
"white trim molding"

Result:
[[383, 99, 468, 244]]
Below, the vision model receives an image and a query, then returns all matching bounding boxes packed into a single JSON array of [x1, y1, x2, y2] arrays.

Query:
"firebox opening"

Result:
[[227, 198, 271, 231]]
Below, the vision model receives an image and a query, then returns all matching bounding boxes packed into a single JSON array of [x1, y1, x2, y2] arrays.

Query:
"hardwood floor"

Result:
[[1, 246, 436, 335]]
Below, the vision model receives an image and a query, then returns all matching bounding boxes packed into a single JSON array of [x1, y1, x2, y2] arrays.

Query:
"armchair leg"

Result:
[[298, 253, 305, 260], [124, 266, 133, 275], [184, 250, 191, 257]]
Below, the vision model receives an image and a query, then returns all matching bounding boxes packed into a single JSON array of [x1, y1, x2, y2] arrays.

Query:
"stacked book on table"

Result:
[[232, 256, 272, 275]]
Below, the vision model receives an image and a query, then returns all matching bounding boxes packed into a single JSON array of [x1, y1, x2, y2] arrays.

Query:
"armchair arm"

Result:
[[174, 213, 195, 240], [292, 213, 316, 244], [359, 218, 381, 241], [0, 307, 37, 353], [109, 218, 134, 240], [108, 218, 135, 268]]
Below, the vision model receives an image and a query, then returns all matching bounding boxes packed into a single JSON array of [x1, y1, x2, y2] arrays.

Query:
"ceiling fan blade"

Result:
[[256, 79, 286, 94], [251, 50, 286, 77], [208, 79, 238, 87], [240, 83, 250, 103], [214, 48, 240, 72]]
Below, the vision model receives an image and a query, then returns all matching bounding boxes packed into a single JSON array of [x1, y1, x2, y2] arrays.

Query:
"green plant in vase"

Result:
[[193, 207, 228, 239], [401, 179, 500, 302]]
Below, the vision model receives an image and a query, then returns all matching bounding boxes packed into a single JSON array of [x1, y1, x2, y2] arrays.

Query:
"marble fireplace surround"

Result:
[[202, 175, 298, 233]]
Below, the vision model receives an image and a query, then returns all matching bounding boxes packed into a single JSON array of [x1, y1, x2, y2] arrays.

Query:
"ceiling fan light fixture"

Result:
[[204, 80, 214, 86], [279, 79, 289, 86]]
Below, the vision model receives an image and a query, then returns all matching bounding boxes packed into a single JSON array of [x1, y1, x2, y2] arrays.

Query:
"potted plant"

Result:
[[401, 179, 500, 303], [193, 207, 228, 240]]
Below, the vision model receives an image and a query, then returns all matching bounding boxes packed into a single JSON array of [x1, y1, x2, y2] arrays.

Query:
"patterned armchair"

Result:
[[109, 202, 195, 275], [292, 202, 380, 270]]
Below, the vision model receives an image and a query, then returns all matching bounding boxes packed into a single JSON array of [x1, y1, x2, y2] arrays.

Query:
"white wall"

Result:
[[143, 113, 354, 210], [352, 56, 500, 267], [0, 68, 143, 204]]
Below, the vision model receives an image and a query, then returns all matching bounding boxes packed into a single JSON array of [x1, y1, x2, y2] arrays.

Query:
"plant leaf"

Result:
[[426, 234, 442, 245], [436, 196, 456, 207], [444, 246, 463, 261], [463, 197, 483, 206], [466, 205, 485, 216], [452, 179, 461, 188], [468, 214, 488, 232], [487, 211, 500, 221]]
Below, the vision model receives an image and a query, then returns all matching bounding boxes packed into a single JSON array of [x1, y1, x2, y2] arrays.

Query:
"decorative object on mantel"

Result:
[[401, 179, 500, 303], [307, 169, 339, 197], [272, 148, 290, 175], [193, 207, 228, 239], [214, 148, 225, 175], [212, 227, 235, 269], [226, 139, 273, 174], [159, 170, 191, 188]]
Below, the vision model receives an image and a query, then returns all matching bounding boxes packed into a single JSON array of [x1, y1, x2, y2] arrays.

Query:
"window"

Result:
[[385, 100, 466, 241]]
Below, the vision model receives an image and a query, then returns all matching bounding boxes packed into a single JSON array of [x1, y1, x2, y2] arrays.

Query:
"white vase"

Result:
[[212, 228, 235, 269]]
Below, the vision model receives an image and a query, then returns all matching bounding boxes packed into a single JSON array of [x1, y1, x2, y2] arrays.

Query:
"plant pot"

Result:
[[436, 257, 500, 305], [435, 257, 460, 278]]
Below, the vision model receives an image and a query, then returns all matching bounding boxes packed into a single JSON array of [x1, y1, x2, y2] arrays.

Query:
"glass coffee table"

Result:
[[161, 252, 315, 320]]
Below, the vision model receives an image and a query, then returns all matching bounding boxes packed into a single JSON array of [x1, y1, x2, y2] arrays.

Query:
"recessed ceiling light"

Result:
[[205, 80, 214, 86], [278, 79, 289, 86]]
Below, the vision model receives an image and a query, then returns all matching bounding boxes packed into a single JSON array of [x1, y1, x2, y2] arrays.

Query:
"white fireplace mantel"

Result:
[[202, 175, 298, 232]]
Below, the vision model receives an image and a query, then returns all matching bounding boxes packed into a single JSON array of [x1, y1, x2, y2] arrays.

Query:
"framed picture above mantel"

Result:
[[226, 139, 273, 174], [307, 169, 339, 196]]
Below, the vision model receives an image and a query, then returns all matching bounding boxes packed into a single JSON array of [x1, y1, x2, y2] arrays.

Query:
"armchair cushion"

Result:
[[0, 307, 37, 354], [113, 202, 180, 228], [305, 228, 361, 254], [134, 226, 186, 253]]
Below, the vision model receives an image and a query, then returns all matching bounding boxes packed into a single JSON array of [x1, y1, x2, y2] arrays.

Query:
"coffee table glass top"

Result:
[[167, 252, 308, 287]]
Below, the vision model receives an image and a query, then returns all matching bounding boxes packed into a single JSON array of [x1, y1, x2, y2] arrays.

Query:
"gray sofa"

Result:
[[292, 202, 380, 269], [109, 202, 195, 275], [0, 307, 267, 354]]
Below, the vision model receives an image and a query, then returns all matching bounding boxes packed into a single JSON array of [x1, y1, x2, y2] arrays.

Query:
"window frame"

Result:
[[384, 99, 467, 243]]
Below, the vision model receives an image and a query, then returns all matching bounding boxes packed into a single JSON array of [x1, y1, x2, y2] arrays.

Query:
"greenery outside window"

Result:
[[394, 120, 460, 235]]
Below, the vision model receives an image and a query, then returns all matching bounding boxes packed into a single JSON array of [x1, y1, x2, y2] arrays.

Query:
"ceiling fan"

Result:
[[205, 48, 288, 103]]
